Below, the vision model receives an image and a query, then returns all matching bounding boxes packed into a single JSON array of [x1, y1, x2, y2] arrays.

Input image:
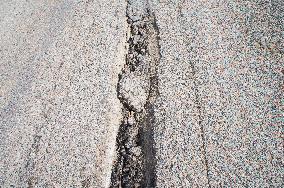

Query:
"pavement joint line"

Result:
[[192, 61, 211, 188], [179, 2, 211, 184], [23, 102, 51, 187]]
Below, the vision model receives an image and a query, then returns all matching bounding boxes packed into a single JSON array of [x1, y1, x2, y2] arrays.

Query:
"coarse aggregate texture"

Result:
[[151, 0, 283, 187], [150, 1, 210, 186], [0, 0, 127, 187], [0, 0, 283, 187]]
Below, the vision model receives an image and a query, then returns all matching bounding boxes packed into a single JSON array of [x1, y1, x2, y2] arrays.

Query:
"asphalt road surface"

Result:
[[0, 0, 283, 187]]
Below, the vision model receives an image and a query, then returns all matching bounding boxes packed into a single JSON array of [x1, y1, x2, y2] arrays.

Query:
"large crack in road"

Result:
[[110, 0, 161, 187]]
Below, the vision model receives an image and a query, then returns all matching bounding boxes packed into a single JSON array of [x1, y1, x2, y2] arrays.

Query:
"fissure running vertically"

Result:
[[110, 1, 161, 187]]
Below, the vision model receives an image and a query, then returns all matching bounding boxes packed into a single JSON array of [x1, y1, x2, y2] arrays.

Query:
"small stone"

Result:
[[127, 115, 136, 125], [118, 72, 149, 111]]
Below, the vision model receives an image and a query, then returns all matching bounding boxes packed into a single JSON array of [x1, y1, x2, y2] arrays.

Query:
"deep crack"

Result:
[[110, 1, 160, 187]]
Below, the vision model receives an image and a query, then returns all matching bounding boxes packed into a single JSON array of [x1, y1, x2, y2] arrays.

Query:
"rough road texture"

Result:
[[1, 0, 283, 187], [151, 0, 283, 187], [0, 0, 127, 187]]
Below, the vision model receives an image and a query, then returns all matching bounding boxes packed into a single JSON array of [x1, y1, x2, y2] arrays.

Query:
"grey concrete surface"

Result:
[[1, 0, 127, 187], [151, 0, 283, 187], [1, 0, 283, 187]]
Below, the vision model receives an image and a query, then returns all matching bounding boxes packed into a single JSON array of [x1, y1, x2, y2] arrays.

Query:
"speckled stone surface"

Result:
[[151, 0, 283, 187], [1, 0, 283, 187], [0, 0, 127, 187]]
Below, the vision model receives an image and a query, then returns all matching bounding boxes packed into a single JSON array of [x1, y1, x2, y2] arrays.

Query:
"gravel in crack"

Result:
[[110, 0, 160, 187]]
